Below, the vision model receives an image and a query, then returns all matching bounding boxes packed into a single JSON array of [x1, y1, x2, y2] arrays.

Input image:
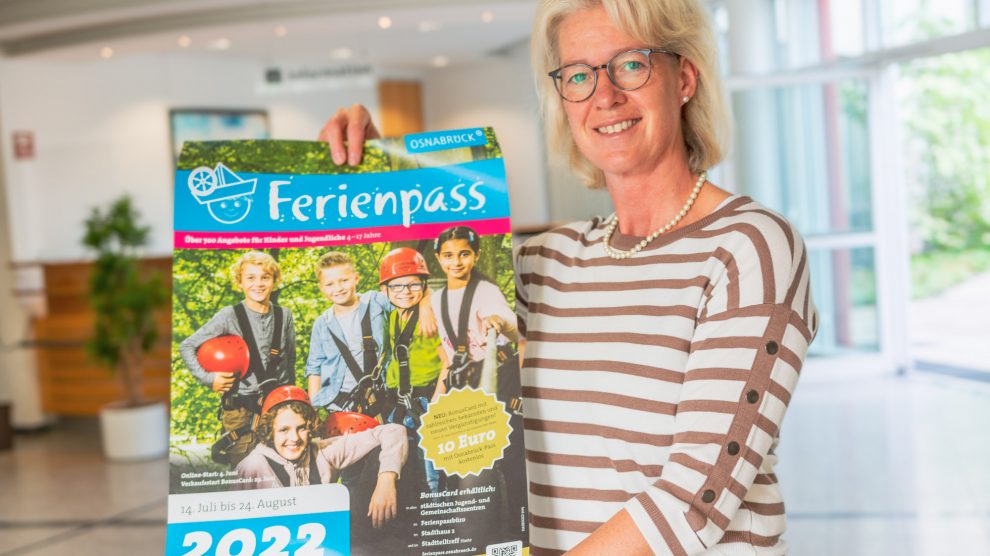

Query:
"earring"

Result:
[[682, 96, 690, 104]]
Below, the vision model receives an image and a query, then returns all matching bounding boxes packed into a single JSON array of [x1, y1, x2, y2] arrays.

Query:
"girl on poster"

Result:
[[429, 226, 520, 400], [235, 386, 408, 535]]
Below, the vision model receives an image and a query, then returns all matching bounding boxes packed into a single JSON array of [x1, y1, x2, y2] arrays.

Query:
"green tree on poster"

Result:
[[170, 238, 515, 442]]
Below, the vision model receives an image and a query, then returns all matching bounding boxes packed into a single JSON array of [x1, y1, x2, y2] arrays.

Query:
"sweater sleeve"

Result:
[[622, 222, 818, 554], [179, 306, 236, 388], [319, 424, 409, 477], [512, 243, 530, 340]]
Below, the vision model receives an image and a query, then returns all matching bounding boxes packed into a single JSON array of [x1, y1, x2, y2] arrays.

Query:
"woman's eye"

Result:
[[568, 72, 589, 84], [622, 61, 644, 71]]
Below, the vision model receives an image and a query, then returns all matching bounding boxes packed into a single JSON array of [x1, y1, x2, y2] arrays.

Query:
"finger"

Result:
[[319, 109, 348, 165], [345, 104, 371, 166]]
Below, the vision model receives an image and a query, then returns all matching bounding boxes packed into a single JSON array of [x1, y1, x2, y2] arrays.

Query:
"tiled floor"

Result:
[[910, 272, 990, 374], [0, 419, 167, 555], [2, 372, 989, 555]]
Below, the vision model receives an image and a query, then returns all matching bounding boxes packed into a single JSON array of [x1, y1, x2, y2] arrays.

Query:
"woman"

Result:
[[319, 1, 817, 554]]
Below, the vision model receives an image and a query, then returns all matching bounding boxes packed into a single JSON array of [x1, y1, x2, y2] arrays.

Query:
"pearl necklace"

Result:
[[602, 171, 707, 260]]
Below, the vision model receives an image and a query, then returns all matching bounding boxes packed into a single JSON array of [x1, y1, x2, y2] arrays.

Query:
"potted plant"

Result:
[[82, 196, 169, 460]]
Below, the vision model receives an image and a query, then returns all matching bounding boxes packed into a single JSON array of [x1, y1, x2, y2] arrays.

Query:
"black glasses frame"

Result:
[[386, 281, 426, 293], [548, 48, 679, 103]]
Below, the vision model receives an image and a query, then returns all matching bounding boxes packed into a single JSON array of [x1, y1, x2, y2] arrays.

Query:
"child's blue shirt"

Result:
[[306, 291, 391, 409]]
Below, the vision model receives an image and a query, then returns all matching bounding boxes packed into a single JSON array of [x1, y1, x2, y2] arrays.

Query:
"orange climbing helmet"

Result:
[[196, 335, 250, 379], [261, 385, 311, 415], [379, 247, 429, 284], [321, 411, 379, 437]]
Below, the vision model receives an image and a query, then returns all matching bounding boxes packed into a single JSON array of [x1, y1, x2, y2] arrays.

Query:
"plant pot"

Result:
[[98, 400, 168, 461]]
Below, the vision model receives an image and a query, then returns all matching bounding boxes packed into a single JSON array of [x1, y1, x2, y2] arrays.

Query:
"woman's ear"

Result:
[[679, 57, 699, 103]]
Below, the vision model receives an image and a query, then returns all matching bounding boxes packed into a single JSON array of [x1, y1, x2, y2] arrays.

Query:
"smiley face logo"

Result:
[[187, 163, 257, 224]]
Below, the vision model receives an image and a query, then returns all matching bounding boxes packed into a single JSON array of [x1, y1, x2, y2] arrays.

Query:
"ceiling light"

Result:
[[99, 47, 113, 59], [482, 10, 494, 23], [209, 38, 231, 50], [418, 21, 441, 33], [432, 56, 449, 68], [274, 25, 287, 37], [330, 47, 353, 60], [177, 35, 191, 47], [378, 16, 392, 29]]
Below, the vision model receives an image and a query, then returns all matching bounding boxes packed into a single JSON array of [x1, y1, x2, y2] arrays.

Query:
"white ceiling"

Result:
[[0, 0, 536, 68]]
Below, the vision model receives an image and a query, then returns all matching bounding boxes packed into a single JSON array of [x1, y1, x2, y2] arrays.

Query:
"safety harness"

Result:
[[211, 303, 285, 464], [440, 276, 523, 414], [386, 307, 429, 429], [264, 448, 322, 487], [326, 306, 382, 413]]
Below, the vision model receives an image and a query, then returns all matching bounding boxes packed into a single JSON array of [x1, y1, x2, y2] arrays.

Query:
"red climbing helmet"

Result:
[[196, 335, 250, 379], [379, 247, 429, 284], [262, 385, 311, 415], [321, 411, 379, 437]]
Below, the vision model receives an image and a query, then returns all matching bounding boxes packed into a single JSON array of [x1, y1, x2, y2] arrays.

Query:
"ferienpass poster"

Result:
[[166, 129, 528, 556]]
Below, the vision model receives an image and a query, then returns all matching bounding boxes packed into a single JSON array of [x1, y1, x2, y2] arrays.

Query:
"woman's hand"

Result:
[[367, 471, 398, 528], [318, 104, 381, 166]]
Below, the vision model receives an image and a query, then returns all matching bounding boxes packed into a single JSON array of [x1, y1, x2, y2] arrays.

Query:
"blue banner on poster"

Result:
[[165, 511, 349, 556], [174, 159, 508, 233]]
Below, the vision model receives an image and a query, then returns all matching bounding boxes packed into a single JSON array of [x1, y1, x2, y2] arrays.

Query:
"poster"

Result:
[[166, 129, 528, 556]]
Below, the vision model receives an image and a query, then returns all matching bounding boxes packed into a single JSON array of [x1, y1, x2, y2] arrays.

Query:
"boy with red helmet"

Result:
[[179, 251, 297, 466], [305, 250, 436, 414], [378, 247, 447, 499]]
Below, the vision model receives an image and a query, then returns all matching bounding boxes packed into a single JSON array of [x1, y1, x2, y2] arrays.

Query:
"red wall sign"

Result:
[[12, 131, 34, 160]]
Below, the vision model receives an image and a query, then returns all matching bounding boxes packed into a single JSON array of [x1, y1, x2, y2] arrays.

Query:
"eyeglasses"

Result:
[[548, 48, 678, 103], [386, 282, 425, 293]]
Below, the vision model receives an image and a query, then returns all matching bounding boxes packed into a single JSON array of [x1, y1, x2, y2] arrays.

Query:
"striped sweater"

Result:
[[514, 196, 818, 555]]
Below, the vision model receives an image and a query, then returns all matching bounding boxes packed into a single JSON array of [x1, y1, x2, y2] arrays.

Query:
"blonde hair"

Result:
[[315, 251, 354, 278], [531, 0, 730, 188], [230, 251, 281, 287]]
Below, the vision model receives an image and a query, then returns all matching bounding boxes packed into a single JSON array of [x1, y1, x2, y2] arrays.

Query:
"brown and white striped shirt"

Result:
[[514, 196, 818, 555]]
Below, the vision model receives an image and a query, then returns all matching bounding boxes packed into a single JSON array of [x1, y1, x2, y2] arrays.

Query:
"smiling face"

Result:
[[436, 238, 478, 283], [318, 264, 360, 308], [556, 6, 694, 182], [237, 263, 275, 307], [381, 274, 426, 309], [271, 406, 310, 462]]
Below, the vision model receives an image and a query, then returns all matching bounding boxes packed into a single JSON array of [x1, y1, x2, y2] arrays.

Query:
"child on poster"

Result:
[[306, 251, 390, 413], [306, 251, 438, 414], [377, 248, 446, 497], [235, 385, 408, 532], [179, 251, 297, 466], [431, 226, 519, 397]]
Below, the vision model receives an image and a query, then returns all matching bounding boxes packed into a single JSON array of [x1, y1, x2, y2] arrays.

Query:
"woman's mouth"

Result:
[[596, 118, 640, 135]]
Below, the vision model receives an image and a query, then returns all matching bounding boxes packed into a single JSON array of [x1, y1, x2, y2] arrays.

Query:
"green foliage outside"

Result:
[[170, 235, 515, 443], [910, 248, 990, 299], [900, 16, 990, 297], [83, 196, 168, 406]]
